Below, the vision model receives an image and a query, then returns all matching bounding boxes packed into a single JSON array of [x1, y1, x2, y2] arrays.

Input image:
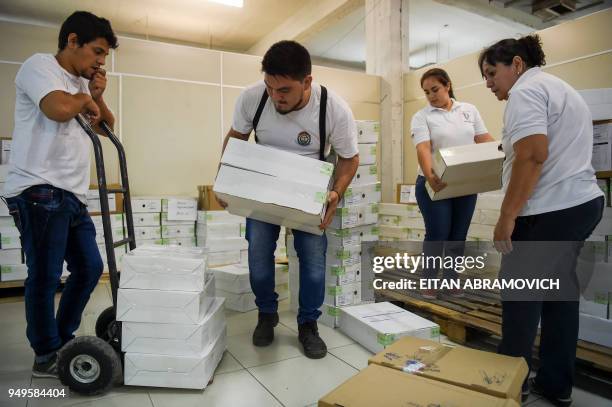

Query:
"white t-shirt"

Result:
[[232, 81, 359, 160], [502, 67, 603, 216], [3, 53, 92, 204], [410, 100, 488, 176]]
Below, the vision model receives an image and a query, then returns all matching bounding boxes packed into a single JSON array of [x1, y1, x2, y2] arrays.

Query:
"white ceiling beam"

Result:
[[246, 0, 363, 56]]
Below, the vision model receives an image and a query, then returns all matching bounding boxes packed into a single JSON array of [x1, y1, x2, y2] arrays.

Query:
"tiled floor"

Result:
[[0, 282, 610, 407]]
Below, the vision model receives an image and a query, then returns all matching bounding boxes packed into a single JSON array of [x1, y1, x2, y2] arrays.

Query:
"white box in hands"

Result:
[[427, 142, 504, 201], [116, 274, 215, 324], [339, 302, 440, 354], [121, 297, 225, 356], [214, 139, 334, 236], [123, 327, 226, 389]]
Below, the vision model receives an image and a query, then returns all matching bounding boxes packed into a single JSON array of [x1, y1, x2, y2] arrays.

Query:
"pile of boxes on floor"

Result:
[[317, 301, 526, 406], [289, 120, 381, 328], [116, 244, 225, 389]]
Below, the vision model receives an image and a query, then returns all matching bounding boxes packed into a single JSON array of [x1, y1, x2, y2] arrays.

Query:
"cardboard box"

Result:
[[196, 223, 241, 240], [355, 120, 379, 143], [592, 121, 612, 171], [339, 302, 440, 353], [579, 88, 612, 120], [160, 212, 194, 226], [197, 210, 243, 225], [593, 207, 612, 236], [120, 251, 207, 292], [210, 264, 252, 294], [133, 226, 161, 241], [0, 227, 21, 249], [214, 139, 333, 234], [326, 244, 361, 267], [217, 283, 288, 312], [124, 327, 226, 389], [197, 185, 225, 211], [580, 295, 609, 319], [0, 264, 27, 281], [162, 224, 196, 238], [207, 250, 242, 267], [396, 183, 417, 204], [0, 138, 11, 164], [116, 275, 215, 324], [325, 282, 361, 307], [338, 182, 381, 208], [0, 216, 15, 228], [476, 191, 504, 211], [353, 224, 379, 242], [200, 237, 248, 252], [130, 244, 205, 259], [132, 197, 162, 213], [87, 194, 116, 213], [379, 203, 420, 218], [162, 197, 197, 221], [368, 336, 528, 403], [0, 248, 22, 264], [351, 164, 378, 186], [91, 213, 124, 228], [379, 225, 425, 241], [135, 237, 165, 247], [468, 224, 495, 240], [318, 364, 520, 407], [327, 227, 363, 247], [164, 237, 197, 247], [427, 142, 504, 201], [330, 203, 378, 229], [325, 263, 362, 285], [473, 209, 499, 226], [121, 297, 225, 356], [358, 143, 377, 165], [579, 312, 612, 347], [98, 245, 127, 266], [131, 212, 160, 227]]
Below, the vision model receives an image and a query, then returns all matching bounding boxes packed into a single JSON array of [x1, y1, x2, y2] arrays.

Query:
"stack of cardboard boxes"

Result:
[[91, 213, 127, 273], [117, 245, 225, 389], [132, 197, 163, 246], [196, 210, 248, 267], [131, 197, 198, 248], [378, 202, 424, 242], [288, 121, 381, 328]]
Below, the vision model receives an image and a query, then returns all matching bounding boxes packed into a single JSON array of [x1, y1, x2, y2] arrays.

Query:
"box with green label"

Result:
[[326, 244, 361, 267], [0, 227, 21, 249], [324, 282, 361, 307], [214, 139, 333, 236], [338, 182, 381, 208], [358, 142, 377, 165], [0, 264, 27, 281], [339, 301, 440, 354], [355, 120, 379, 143], [350, 164, 378, 186]]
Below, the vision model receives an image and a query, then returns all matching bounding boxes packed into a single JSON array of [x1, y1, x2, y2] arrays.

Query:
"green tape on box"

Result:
[[332, 229, 350, 238], [375, 183, 381, 192], [327, 285, 343, 295], [1, 265, 12, 273], [320, 163, 333, 176], [161, 226, 168, 234], [336, 208, 349, 216], [369, 166, 378, 175], [377, 333, 395, 346], [335, 250, 350, 260], [431, 326, 441, 338], [371, 227, 380, 235], [370, 145, 377, 155], [315, 192, 328, 204], [1, 236, 14, 245], [330, 266, 346, 276], [327, 306, 341, 317], [594, 293, 608, 305], [373, 123, 380, 132], [240, 225, 246, 235], [371, 204, 379, 213], [206, 214, 213, 221], [344, 187, 353, 198]]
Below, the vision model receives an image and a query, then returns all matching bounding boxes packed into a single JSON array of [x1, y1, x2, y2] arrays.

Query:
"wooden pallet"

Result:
[[377, 289, 612, 373]]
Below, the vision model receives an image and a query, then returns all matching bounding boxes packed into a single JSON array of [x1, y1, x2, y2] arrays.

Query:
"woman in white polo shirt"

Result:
[[411, 68, 494, 299], [479, 34, 604, 406]]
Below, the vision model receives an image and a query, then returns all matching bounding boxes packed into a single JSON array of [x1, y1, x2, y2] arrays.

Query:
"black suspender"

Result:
[[252, 85, 328, 161]]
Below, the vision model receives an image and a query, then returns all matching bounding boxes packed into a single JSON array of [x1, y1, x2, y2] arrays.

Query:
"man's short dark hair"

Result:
[[261, 40, 311, 81], [58, 11, 118, 50]]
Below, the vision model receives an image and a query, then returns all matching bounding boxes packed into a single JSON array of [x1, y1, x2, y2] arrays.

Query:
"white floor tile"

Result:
[[328, 343, 373, 370], [214, 351, 244, 375], [0, 371, 30, 407], [278, 310, 354, 349], [0, 301, 26, 324], [0, 342, 34, 374], [226, 324, 303, 368], [69, 393, 153, 407], [147, 370, 282, 407], [225, 309, 258, 337], [0, 320, 27, 347], [249, 355, 358, 407]]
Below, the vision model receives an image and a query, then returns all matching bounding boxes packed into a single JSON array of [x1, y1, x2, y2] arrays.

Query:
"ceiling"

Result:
[[0, 0, 609, 69]]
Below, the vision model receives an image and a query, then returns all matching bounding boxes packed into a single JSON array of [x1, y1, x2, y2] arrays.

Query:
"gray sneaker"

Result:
[[32, 354, 58, 379]]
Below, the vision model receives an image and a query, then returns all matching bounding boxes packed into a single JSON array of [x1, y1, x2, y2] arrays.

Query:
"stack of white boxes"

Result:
[[132, 197, 164, 246], [91, 213, 127, 273], [378, 203, 424, 242], [197, 210, 248, 267], [288, 120, 381, 328], [117, 245, 225, 389], [161, 197, 197, 247], [211, 263, 289, 312]]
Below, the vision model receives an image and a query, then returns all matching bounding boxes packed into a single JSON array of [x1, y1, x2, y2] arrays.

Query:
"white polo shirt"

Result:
[[3, 53, 92, 204], [502, 67, 603, 216], [411, 99, 488, 176], [232, 81, 358, 160]]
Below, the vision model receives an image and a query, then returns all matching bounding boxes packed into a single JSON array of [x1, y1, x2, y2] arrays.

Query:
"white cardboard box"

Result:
[[351, 165, 378, 186], [579, 88, 612, 121], [427, 142, 504, 201], [358, 143, 377, 165], [338, 182, 381, 208], [327, 244, 362, 267], [214, 139, 333, 236], [123, 327, 226, 389], [0, 216, 15, 228], [378, 203, 420, 218], [165, 237, 197, 247], [161, 212, 195, 226], [353, 224, 380, 242], [578, 313, 612, 347], [197, 210, 243, 225], [162, 224, 196, 238], [91, 214, 124, 228], [162, 197, 197, 221], [217, 283, 289, 312], [207, 250, 242, 267], [0, 227, 21, 249], [592, 122, 612, 171], [325, 282, 361, 307], [132, 197, 162, 213], [356, 121, 379, 143], [132, 213, 160, 227], [339, 302, 440, 353], [197, 223, 241, 240], [0, 139, 11, 164], [0, 248, 22, 264], [134, 226, 161, 241], [210, 263, 288, 294], [121, 297, 226, 356], [0, 164, 9, 183], [87, 195, 116, 212], [327, 228, 362, 247], [0, 264, 27, 281], [326, 263, 362, 286], [201, 237, 248, 252], [331, 203, 378, 229], [116, 275, 215, 324], [120, 252, 207, 292]]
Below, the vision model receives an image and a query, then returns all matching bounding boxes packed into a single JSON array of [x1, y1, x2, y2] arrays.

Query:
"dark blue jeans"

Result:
[[6, 185, 103, 362], [245, 218, 326, 324], [415, 175, 477, 279]]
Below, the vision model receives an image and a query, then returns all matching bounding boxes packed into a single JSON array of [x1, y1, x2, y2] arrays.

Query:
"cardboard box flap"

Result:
[[222, 138, 333, 188]]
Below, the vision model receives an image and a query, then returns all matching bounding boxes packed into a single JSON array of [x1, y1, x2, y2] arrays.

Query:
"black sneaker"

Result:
[[529, 377, 573, 407], [252, 312, 279, 347], [32, 353, 58, 379], [298, 321, 327, 359]]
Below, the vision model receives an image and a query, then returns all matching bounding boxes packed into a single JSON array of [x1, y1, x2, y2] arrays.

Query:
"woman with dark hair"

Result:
[[480, 34, 604, 406], [411, 68, 494, 299]]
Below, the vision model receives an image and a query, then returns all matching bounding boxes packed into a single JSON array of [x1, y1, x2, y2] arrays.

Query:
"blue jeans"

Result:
[[245, 218, 326, 324], [6, 185, 103, 362], [415, 175, 477, 279]]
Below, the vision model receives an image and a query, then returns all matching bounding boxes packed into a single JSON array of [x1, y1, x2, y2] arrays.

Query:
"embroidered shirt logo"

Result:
[[297, 132, 312, 146]]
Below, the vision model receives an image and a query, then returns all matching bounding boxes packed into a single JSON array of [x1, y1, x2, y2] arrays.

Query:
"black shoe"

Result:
[[252, 312, 279, 347], [529, 378, 573, 407], [32, 353, 58, 379], [298, 321, 327, 359]]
